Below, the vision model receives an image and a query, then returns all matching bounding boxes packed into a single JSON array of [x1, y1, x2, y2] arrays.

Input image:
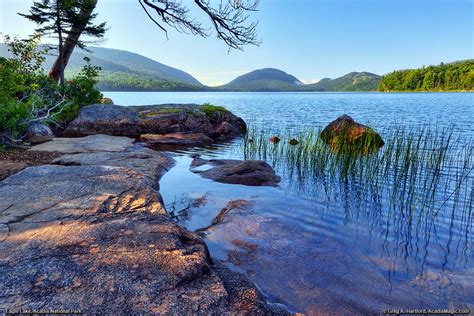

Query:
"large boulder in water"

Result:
[[320, 115, 384, 152], [64, 104, 247, 141]]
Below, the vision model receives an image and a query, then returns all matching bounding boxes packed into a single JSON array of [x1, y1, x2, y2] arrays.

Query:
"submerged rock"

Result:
[[320, 114, 384, 152], [213, 200, 252, 225], [269, 136, 280, 143], [140, 132, 213, 146], [289, 138, 299, 145], [191, 158, 281, 186], [25, 122, 54, 144], [64, 104, 247, 141]]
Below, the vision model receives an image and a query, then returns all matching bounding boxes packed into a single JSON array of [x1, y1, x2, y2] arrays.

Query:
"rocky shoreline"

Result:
[[0, 104, 286, 314]]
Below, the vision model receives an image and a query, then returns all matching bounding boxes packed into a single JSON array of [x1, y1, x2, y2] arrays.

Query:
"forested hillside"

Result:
[[219, 68, 303, 91], [92, 71, 210, 91], [217, 69, 381, 92], [301, 72, 381, 92], [0, 43, 203, 89], [379, 60, 474, 92]]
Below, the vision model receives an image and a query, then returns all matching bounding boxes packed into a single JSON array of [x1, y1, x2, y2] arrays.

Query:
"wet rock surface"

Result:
[[201, 204, 434, 315], [140, 132, 214, 146], [1, 136, 273, 314], [191, 157, 281, 186], [320, 114, 384, 151], [64, 104, 247, 141]]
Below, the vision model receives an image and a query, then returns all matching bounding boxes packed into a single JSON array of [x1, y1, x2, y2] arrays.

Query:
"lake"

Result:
[[106, 91, 473, 314]]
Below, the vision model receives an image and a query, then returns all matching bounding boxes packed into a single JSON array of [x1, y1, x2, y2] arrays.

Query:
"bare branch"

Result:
[[139, 0, 169, 38], [141, 0, 260, 50]]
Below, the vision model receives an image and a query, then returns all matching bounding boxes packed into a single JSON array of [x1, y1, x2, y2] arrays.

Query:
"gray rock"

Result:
[[140, 132, 214, 146], [2, 135, 272, 314], [191, 158, 281, 186], [53, 147, 173, 181], [64, 104, 247, 140], [0, 164, 272, 314], [30, 134, 135, 154], [25, 122, 54, 144]]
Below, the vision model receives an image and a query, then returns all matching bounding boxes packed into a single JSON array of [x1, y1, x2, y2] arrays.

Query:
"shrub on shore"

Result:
[[0, 35, 102, 146]]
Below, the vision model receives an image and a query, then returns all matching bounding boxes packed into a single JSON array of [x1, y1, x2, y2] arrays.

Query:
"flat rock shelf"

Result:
[[0, 134, 280, 314]]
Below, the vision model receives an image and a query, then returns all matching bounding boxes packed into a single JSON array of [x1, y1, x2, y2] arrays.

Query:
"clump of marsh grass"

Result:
[[243, 125, 473, 219]]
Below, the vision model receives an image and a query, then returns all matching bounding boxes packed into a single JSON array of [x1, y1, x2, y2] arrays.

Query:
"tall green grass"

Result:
[[243, 125, 473, 219]]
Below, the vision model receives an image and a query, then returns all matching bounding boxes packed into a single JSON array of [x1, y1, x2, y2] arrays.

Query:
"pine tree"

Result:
[[19, 0, 106, 85]]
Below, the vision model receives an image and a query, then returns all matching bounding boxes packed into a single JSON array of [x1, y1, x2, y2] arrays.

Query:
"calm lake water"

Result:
[[106, 92, 473, 314]]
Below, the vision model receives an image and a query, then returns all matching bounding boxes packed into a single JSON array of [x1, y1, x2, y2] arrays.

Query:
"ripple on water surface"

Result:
[[159, 153, 473, 314], [121, 92, 474, 314]]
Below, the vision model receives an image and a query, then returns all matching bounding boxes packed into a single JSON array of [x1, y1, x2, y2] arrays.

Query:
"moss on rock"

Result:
[[201, 103, 228, 116]]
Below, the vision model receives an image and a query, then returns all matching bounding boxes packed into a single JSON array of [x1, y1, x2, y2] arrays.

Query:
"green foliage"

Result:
[[299, 72, 381, 92], [59, 57, 102, 122], [19, 0, 106, 51], [379, 60, 474, 92], [0, 35, 102, 145], [0, 51, 34, 141], [89, 71, 207, 92], [0, 99, 31, 140], [218, 70, 381, 92], [2, 34, 48, 76], [220, 68, 302, 91], [19, 0, 105, 84], [200, 103, 228, 116], [139, 108, 182, 117]]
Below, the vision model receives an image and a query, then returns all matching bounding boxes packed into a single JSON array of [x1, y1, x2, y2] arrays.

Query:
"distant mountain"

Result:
[[0, 43, 382, 91], [301, 72, 382, 92], [217, 69, 380, 92], [0, 44, 203, 90], [219, 68, 303, 91]]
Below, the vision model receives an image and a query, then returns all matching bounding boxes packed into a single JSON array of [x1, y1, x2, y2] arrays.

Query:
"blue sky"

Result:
[[1, 0, 472, 86]]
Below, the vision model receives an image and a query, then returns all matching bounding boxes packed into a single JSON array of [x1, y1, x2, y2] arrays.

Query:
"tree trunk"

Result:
[[48, 0, 98, 82], [55, 0, 65, 85]]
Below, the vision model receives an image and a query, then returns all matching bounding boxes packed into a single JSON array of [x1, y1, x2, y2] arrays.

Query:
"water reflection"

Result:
[[159, 150, 473, 314], [105, 91, 474, 313]]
